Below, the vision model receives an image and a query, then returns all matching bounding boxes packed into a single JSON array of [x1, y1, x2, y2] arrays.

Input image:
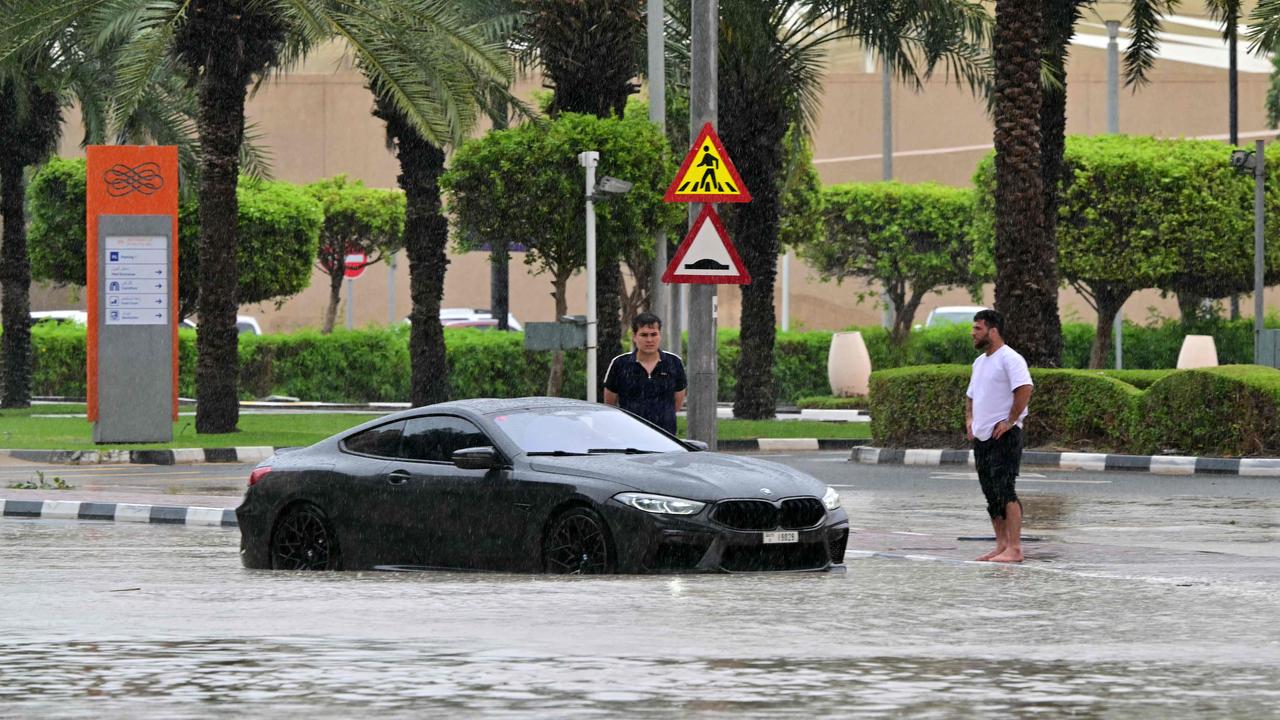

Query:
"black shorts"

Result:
[[974, 426, 1023, 519]]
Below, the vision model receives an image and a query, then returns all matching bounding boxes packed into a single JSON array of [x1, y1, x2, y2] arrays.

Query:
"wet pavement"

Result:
[[2, 454, 1279, 717]]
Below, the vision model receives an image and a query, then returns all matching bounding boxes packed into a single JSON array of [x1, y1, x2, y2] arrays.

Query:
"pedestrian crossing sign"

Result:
[[663, 123, 752, 203]]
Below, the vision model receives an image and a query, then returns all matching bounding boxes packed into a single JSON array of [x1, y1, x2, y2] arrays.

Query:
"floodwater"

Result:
[[3, 503, 1279, 718]]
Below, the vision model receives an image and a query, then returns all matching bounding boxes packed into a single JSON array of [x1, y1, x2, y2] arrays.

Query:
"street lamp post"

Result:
[[1229, 141, 1267, 364], [578, 151, 633, 402]]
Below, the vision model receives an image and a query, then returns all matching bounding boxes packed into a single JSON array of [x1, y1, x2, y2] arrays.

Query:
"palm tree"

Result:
[[692, 0, 989, 418], [1040, 0, 1174, 364], [3, 0, 509, 430], [364, 1, 516, 406], [0, 54, 60, 408], [515, 0, 647, 398], [0, 15, 216, 408], [991, 0, 1061, 366]]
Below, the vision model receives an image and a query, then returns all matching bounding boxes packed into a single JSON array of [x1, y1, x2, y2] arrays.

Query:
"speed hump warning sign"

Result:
[[662, 206, 751, 285], [663, 123, 751, 203]]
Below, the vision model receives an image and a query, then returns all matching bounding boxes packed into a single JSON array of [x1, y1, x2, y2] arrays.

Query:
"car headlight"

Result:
[[822, 486, 841, 511], [614, 492, 706, 516]]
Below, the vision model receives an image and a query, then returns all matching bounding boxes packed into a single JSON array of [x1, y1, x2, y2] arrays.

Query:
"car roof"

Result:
[[931, 305, 987, 313]]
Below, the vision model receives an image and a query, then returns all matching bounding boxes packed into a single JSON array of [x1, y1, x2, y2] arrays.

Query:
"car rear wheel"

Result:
[[270, 503, 341, 570], [543, 507, 614, 575]]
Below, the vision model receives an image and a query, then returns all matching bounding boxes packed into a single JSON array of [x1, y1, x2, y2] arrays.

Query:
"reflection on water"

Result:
[[3, 639, 1280, 718], [3, 499, 1280, 717]]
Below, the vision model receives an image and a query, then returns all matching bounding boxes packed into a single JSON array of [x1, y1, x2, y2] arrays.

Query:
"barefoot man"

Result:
[[965, 309, 1033, 563]]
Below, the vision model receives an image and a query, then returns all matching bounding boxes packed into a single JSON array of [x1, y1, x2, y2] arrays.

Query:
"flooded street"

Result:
[[5, 474, 1280, 717]]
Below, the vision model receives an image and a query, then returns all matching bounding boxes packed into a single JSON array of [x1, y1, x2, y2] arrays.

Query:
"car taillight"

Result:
[[248, 466, 272, 487]]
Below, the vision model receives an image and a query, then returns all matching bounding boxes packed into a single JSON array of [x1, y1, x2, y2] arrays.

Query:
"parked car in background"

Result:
[[923, 305, 988, 329], [31, 310, 88, 325], [180, 315, 263, 335], [410, 308, 523, 331]]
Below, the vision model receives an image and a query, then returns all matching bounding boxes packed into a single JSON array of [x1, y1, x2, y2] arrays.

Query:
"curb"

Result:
[[851, 447, 1280, 477], [719, 438, 871, 452], [0, 498, 237, 527], [0, 446, 276, 466]]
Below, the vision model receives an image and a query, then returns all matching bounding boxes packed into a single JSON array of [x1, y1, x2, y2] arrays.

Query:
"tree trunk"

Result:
[[993, 0, 1061, 367], [1087, 283, 1132, 369], [194, 0, 247, 433], [491, 238, 510, 331], [323, 269, 343, 334], [596, 259, 623, 399], [1040, 1, 1074, 264], [400, 140, 450, 407], [724, 111, 787, 420], [547, 272, 570, 396], [0, 156, 31, 408], [890, 292, 925, 346]]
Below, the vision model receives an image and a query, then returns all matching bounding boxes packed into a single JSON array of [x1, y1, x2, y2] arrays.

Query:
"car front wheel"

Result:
[[543, 507, 614, 575]]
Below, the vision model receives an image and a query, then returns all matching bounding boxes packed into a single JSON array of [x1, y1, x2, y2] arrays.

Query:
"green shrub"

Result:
[[869, 365, 1141, 451], [713, 329, 839, 405], [1022, 370, 1141, 451], [869, 365, 971, 448], [31, 323, 88, 398], [1137, 366, 1280, 456], [1093, 369, 1172, 389]]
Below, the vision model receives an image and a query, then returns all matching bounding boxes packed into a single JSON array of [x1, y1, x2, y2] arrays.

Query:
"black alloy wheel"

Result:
[[270, 503, 341, 571], [543, 507, 613, 575]]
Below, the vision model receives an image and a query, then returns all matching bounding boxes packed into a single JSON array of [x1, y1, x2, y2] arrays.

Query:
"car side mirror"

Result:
[[683, 439, 709, 452], [452, 446, 501, 470]]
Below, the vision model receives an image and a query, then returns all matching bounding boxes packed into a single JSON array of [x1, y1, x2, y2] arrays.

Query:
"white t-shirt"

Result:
[[966, 345, 1033, 441]]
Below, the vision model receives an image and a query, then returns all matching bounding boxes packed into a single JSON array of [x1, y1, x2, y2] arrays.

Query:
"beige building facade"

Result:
[[37, 5, 1280, 332]]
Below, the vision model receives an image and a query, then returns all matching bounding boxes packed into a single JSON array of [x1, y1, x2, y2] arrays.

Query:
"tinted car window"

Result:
[[342, 420, 405, 457], [399, 416, 490, 462], [492, 407, 686, 454]]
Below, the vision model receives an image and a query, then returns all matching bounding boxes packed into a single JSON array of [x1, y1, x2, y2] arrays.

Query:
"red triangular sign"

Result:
[[663, 123, 752, 203], [662, 206, 751, 285]]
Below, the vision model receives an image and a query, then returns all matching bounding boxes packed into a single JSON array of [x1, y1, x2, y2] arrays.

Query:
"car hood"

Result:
[[525, 452, 827, 502]]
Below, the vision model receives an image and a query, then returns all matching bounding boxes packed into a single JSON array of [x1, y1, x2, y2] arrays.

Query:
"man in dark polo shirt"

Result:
[[603, 312, 687, 435]]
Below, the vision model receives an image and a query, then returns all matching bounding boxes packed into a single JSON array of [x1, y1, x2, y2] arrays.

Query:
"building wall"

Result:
[[40, 23, 1278, 335]]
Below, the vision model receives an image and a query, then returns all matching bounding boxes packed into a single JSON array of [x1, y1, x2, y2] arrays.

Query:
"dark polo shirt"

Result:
[[603, 350, 687, 434]]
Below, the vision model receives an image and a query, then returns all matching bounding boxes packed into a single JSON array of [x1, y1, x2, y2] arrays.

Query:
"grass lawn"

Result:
[[676, 418, 870, 441], [2, 404, 869, 450], [2, 405, 383, 450]]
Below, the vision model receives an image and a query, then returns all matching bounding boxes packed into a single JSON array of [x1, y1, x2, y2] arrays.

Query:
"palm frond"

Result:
[[1124, 0, 1178, 88]]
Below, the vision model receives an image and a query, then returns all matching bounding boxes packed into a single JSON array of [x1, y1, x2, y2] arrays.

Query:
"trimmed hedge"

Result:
[[1137, 366, 1280, 456], [870, 365, 1144, 452], [869, 364, 1280, 456]]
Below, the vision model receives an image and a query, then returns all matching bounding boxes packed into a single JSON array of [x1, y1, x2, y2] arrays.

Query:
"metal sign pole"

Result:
[[1256, 139, 1266, 365], [579, 151, 600, 402], [648, 0, 670, 350], [688, 0, 718, 448]]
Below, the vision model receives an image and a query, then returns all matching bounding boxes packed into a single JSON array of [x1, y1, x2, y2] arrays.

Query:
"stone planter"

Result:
[[828, 331, 872, 397], [1176, 334, 1218, 369]]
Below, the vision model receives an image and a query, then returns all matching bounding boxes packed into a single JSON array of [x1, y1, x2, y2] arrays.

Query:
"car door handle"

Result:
[[387, 470, 411, 486]]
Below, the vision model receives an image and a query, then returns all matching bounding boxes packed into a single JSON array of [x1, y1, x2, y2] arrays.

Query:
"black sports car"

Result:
[[237, 397, 849, 574]]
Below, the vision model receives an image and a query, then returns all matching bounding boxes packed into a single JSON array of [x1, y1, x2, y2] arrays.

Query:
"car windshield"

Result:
[[491, 407, 687, 455]]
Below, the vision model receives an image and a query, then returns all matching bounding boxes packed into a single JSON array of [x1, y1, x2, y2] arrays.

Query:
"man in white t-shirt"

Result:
[[965, 309, 1034, 563]]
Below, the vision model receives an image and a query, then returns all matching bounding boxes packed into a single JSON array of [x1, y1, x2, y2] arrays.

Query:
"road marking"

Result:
[[929, 471, 1046, 480]]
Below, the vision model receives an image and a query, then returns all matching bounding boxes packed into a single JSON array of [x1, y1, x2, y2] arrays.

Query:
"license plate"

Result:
[[762, 530, 798, 544]]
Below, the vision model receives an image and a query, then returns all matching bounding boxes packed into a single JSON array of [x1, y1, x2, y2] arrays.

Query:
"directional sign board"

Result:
[[664, 123, 752, 203], [87, 145, 179, 443], [662, 206, 751, 284]]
